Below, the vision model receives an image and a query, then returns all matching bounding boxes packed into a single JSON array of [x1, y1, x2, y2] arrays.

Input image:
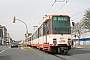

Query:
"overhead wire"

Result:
[[73, 15, 84, 21], [43, 0, 89, 23], [45, 0, 68, 15], [71, 10, 85, 18], [71, 10, 85, 21], [55, 0, 69, 13], [71, 7, 90, 21], [45, 1, 56, 15]]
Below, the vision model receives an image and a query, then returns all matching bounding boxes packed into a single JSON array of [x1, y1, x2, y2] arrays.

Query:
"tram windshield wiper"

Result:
[[54, 28, 63, 35], [54, 28, 59, 33]]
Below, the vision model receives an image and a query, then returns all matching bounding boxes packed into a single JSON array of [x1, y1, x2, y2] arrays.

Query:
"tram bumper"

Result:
[[50, 46, 69, 53], [58, 47, 68, 53]]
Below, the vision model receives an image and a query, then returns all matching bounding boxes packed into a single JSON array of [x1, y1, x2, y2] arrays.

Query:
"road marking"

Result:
[[0, 49, 6, 54], [9, 47, 11, 48]]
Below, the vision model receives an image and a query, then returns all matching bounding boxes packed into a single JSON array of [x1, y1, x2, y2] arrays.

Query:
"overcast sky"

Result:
[[0, 0, 90, 40]]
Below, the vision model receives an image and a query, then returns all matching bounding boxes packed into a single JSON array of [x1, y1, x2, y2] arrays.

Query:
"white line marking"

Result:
[[9, 47, 11, 48], [0, 49, 6, 54]]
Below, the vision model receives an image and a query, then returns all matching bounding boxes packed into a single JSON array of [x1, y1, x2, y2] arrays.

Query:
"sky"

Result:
[[0, 0, 90, 41]]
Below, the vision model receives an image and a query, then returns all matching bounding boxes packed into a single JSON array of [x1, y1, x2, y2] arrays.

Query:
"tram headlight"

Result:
[[68, 38, 71, 45], [53, 38, 57, 44], [68, 38, 71, 40]]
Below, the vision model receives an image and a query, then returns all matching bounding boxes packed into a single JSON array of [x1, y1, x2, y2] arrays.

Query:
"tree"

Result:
[[82, 9, 90, 30], [72, 9, 90, 45], [72, 22, 83, 45]]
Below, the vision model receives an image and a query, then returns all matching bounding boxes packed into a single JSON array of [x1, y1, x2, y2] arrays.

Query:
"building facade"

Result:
[[72, 32, 90, 45], [0, 25, 7, 45]]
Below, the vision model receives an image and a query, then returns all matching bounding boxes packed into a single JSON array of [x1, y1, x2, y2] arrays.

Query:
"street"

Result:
[[68, 49, 90, 60], [0, 45, 10, 53], [0, 46, 90, 60], [0, 46, 62, 60], [0, 0, 90, 60]]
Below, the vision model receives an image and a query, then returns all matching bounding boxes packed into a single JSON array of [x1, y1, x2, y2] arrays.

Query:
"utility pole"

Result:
[[12, 16, 28, 46], [13, 16, 28, 37], [74, 35, 76, 46]]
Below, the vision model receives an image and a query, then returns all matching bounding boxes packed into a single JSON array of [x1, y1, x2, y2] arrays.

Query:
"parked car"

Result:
[[11, 42, 19, 48]]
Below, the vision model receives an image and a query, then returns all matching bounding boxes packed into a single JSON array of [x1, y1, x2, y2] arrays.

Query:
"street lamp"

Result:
[[12, 16, 28, 38]]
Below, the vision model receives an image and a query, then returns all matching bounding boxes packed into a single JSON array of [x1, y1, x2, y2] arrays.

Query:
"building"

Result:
[[72, 31, 90, 45], [7, 33, 13, 44], [0, 25, 7, 45]]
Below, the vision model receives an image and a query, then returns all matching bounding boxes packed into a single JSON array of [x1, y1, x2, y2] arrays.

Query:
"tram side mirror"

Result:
[[72, 22, 75, 26]]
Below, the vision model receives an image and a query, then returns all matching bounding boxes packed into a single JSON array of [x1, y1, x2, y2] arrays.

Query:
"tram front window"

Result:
[[52, 16, 71, 34]]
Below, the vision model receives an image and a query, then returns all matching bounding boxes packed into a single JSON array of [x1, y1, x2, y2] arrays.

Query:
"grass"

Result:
[[21, 47, 31, 50], [19, 45, 32, 50]]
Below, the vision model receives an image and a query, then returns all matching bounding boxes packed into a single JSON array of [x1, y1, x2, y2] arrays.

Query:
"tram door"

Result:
[[43, 20, 50, 43]]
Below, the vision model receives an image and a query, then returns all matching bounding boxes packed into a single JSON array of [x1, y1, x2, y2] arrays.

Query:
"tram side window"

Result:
[[32, 35, 33, 40], [43, 20, 50, 35], [33, 30, 38, 40], [38, 25, 43, 37], [29, 37, 31, 41]]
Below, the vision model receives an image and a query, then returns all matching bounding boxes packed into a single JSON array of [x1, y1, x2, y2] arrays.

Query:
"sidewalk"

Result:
[[72, 45, 90, 49]]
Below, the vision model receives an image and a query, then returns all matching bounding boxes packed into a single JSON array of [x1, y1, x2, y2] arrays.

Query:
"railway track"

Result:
[[52, 53, 81, 60], [31, 47, 82, 60], [54, 55, 67, 60]]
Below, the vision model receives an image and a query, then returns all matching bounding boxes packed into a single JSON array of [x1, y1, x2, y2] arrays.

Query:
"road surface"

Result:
[[0, 46, 90, 60]]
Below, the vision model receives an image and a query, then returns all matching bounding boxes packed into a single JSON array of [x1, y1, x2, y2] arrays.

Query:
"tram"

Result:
[[28, 14, 74, 53]]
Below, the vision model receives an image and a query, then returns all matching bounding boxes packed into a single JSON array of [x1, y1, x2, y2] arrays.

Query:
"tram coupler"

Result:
[[58, 47, 68, 53]]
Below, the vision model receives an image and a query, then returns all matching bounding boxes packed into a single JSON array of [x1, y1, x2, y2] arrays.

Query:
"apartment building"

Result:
[[0, 25, 7, 45]]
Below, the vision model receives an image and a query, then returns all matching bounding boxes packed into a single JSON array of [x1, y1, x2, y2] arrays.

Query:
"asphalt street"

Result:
[[68, 49, 90, 60], [0, 45, 10, 52], [0, 46, 90, 60], [0, 47, 62, 60]]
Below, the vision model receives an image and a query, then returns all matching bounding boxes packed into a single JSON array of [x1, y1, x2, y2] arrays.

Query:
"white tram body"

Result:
[[29, 14, 74, 53]]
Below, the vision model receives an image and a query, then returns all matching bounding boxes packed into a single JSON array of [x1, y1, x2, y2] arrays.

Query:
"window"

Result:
[[39, 25, 43, 37], [52, 16, 71, 34], [43, 20, 51, 35]]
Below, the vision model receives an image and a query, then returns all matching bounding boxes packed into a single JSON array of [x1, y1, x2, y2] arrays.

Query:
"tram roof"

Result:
[[31, 14, 70, 35], [44, 14, 70, 17]]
